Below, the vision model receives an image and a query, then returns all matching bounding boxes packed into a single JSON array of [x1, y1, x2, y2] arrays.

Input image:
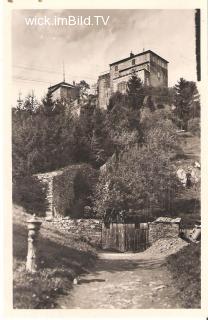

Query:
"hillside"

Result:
[[13, 205, 97, 309], [172, 131, 200, 227], [177, 131, 200, 162]]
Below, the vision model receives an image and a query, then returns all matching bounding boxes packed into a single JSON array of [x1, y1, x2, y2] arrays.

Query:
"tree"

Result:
[[126, 70, 144, 112], [145, 95, 155, 112], [105, 73, 144, 152], [73, 96, 95, 163], [93, 108, 181, 221], [12, 93, 76, 178], [15, 91, 40, 113], [90, 108, 113, 168], [174, 78, 199, 130], [141, 108, 180, 155], [77, 80, 90, 101], [41, 91, 56, 115], [93, 145, 181, 221]]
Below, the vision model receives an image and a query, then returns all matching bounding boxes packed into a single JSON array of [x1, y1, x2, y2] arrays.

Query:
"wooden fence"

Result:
[[101, 223, 149, 252]]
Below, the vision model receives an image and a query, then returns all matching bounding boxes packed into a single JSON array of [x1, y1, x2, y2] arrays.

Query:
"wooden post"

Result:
[[26, 215, 42, 273]]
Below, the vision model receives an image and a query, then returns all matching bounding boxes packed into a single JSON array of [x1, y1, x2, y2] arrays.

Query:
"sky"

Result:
[[12, 9, 197, 106]]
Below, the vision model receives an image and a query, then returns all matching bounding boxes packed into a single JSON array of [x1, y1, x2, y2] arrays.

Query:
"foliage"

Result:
[[106, 73, 145, 152], [12, 76, 200, 222], [91, 108, 114, 167], [93, 76, 186, 221], [166, 243, 200, 308], [188, 117, 200, 137], [141, 108, 180, 154], [93, 145, 181, 221], [73, 96, 95, 163], [126, 70, 144, 112], [70, 166, 99, 218], [12, 94, 76, 178], [12, 176, 48, 217], [144, 86, 175, 109], [77, 80, 90, 101], [17, 92, 40, 113], [173, 78, 200, 130]]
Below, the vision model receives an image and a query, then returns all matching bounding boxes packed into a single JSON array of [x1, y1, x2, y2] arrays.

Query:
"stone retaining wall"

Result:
[[149, 222, 180, 244], [35, 164, 98, 219], [46, 218, 102, 247]]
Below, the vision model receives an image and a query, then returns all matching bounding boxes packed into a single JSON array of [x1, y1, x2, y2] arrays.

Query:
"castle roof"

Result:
[[109, 50, 169, 66]]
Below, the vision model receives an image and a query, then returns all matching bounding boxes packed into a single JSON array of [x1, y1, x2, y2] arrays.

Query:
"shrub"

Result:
[[93, 145, 181, 220], [74, 165, 98, 207], [173, 78, 200, 130], [188, 117, 200, 137], [141, 108, 179, 154], [12, 176, 48, 217]]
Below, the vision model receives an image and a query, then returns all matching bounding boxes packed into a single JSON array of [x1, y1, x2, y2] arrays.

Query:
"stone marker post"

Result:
[[26, 215, 42, 273]]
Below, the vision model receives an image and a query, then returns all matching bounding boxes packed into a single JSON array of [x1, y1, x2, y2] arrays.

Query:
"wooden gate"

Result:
[[101, 223, 149, 252]]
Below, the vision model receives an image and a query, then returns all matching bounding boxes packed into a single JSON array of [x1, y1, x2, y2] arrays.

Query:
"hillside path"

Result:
[[57, 251, 183, 309]]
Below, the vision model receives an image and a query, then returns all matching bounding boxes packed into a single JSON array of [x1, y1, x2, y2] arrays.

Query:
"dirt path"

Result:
[[57, 251, 183, 309]]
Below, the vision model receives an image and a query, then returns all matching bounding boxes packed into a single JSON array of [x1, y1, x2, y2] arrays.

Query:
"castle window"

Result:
[[132, 58, 136, 65], [115, 65, 118, 71], [117, 81, 126, 93]]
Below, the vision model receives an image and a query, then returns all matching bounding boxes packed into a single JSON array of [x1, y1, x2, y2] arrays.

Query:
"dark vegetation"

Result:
[[12, 76, 200, 222], [12, 176, 48, 216], [166, 243, 201, 308]]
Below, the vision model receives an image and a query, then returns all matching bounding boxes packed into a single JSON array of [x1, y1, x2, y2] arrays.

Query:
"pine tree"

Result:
[[42, 91, 55, 115], [90, 108, 112, 167], [22, 91, 40, 113], [126, 70, 144, 111], [174, 78, 199, 130]]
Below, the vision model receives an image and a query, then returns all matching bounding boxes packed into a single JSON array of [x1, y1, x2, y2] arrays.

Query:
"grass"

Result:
[[166, 243, 201, 308], [13, 205, 97, 309]]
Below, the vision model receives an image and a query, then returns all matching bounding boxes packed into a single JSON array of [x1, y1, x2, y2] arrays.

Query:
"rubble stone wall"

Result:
[[35, 164, 97, 219], [149, 222, 180, 244], [45, 218, 102, 247]]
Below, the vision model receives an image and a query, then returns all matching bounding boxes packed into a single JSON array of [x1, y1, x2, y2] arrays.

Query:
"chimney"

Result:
[[130, 51, 134, 58]]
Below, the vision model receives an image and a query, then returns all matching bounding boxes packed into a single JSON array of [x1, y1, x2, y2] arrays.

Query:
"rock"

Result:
[[153, 285, 166, 291]]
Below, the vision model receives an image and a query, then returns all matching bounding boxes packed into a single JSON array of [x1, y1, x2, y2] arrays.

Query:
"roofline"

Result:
[[98, 72, 110, 77], [109, 50, 169, 66], [48, 81, 76, 90]]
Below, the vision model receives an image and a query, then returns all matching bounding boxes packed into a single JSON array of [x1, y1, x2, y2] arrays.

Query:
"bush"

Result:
[[141, 108, 179, 154], [188, 117, 200, 136], [12, 99, 76, 177], [93, 145, 181, 220], [12, 176, 48, 217]]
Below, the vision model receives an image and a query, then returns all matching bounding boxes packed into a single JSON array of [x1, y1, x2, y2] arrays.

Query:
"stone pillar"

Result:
[[26, 215, 42, 273], [46, 178, 53, 220]]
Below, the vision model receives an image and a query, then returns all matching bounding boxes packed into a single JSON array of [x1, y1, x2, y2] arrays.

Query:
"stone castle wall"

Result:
[[98, 73, 111, 109]]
